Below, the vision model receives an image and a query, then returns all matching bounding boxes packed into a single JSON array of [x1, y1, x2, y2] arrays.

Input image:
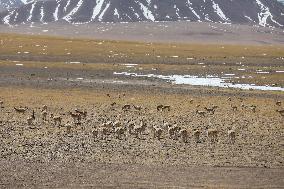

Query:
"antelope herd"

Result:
[[0, 99, 283, 146]]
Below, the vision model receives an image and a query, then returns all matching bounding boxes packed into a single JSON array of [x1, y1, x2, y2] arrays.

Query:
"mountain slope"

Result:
[[0, 0, 284, 28], [0, 0, 54, 12], [0, 0, 23, 12]]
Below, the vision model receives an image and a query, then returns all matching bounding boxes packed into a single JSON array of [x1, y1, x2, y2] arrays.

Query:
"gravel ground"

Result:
[[0, 27, 283, 188]]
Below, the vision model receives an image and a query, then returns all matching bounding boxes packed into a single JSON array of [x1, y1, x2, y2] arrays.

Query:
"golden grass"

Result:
[[0, 33, 283, 64], [0, 33, 283, 91], [0, 86, 282, 118]]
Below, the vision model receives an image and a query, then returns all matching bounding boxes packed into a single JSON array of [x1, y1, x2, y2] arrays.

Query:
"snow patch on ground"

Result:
[[113, 72, 284, 91]]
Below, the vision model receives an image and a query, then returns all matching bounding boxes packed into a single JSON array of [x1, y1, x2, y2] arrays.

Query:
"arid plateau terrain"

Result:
[[0, 22, 284, 188]]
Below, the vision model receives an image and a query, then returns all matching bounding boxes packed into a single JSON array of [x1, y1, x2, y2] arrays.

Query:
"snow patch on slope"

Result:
[[27, 2, 36, 22], [186, 0, 201, 20], [40, 5, 45, 23], [20, 0, 29, 4], [137, 1, 155, 21], [3, 10, 14, 25], [98, 1, 110, 21], [212, 0, 230, 22], [256, 0, 283, 27], [53, 1, 60, 21], [114, 8, 119, 18], [63, 0, 84, 22], [91, 0, 106, 21], [64, 0, 71, 12]]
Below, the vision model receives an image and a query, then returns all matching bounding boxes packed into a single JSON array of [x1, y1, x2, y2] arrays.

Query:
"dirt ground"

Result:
[[0, 85, 283, 188], [0, 31, 283, 188], [1, 160, 284, 188]]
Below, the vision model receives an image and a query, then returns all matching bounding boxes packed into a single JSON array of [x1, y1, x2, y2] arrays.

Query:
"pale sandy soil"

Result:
[[0, 21, 284, 45], [1, 160, 284, 188]]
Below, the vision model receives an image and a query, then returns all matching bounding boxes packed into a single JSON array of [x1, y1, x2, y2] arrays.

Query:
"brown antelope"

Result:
[[42, 105, 47, 112], [14, 107, 27, 113], [193, 130, 201, 143], [249, 105, 256, 113], [276, 101, 281, 106], [113, 120, 121, 128], [128, 121, 135, 134], [42, 110, 48, 121], [207, 129, 218, 142], [153, 126, 163, 140], [204, 106, 218, 114], [122, 104, 131, 111], [228, 129, 236, 143], [53, 116, 62, 125], [133, 121, 147, 138], [168, 125, 180, 140], [27, 116, 33, 125], [231, 105, 238, 111], [69, 111, 81, 123], [179, 129, 189, 143], [75, 109, 87, 118], [31, 110, 35, 120], [114, 127, 126, 139], [196, 110, 206, 117], [66, 124, 72, 134], [162, 105, 171, 111], [133, 105, 142, 111], [92, 129, 99, 139], [99, 127, 109, 140], [102, 121, 113, 129], [162, 121, 171, 130], [157, 105, 164, 111], [276, 109, 284, 117]]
